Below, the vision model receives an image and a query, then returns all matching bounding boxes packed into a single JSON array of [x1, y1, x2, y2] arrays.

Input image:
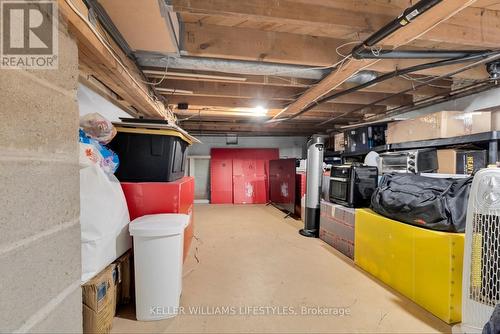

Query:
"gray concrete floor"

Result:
[[113, 204, 451, 333]]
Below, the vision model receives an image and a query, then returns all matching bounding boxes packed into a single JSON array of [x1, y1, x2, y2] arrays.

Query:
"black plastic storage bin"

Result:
[[109, 129, 189, 182]]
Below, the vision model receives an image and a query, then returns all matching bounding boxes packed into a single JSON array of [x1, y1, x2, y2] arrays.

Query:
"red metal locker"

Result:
[[210, 159, 233, 204]]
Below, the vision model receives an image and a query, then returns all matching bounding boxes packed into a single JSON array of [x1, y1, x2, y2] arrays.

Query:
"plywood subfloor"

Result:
[[113, 204, 451, 333]]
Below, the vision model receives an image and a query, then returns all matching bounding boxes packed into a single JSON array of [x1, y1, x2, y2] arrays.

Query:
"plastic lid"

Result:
[[129, 214, 189, 237]]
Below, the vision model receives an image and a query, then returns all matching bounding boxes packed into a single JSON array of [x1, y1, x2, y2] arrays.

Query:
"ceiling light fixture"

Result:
[[252, 105, 268, 116]]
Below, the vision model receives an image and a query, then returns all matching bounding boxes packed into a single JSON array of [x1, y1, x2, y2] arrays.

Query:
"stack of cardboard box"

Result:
[[334, 133, 345, 152], [82, 251, 133, 333], [319, 200, 356, 260], [437, 149, 487, 174], [82, 265, 116, 333], [386, 111, 491, 144]]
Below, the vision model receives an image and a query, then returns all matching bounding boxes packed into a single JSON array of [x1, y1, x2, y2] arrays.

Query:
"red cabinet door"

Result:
[[253, 159, 268, 204], [233, 159, 269, 204], [233, 159, 254, 204], [211, 159, 233, 204]]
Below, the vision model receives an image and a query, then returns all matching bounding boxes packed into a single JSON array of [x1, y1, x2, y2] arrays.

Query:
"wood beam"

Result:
[[181, 23, 487, 80], [165, 96, 387, 114], [159, 79, 414, 106], [336, 76, 451, 96], [174, 0, 499, 48], [174, 108, 364, 121], [146, 69, 314, 87], [173, 0, 394, 41], [59, 0, 174, 120], [180, 121, 330, 135], [183, 22, 343, 66], [368, 0, 500, 48], [276, 0, 476, 118]]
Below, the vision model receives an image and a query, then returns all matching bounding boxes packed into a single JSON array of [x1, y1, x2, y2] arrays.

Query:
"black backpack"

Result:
[[371, 173, 473, 233]]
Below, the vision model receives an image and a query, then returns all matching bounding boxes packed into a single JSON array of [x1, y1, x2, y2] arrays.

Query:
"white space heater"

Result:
[[461, 167, 500, 332]]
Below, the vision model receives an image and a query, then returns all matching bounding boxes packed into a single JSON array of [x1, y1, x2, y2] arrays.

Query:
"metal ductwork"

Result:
[[135, 51, 378, 82]]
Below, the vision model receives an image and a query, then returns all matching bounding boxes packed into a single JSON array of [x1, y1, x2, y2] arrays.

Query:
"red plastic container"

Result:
[[121, 176, 194, 261]]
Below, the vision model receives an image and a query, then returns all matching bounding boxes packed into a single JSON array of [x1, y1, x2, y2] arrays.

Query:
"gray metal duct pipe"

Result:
[[135, 52, 378, 82]]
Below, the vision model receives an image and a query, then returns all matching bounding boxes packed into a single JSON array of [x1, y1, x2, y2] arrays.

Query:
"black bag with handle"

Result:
[[370, 173, 473, 233]]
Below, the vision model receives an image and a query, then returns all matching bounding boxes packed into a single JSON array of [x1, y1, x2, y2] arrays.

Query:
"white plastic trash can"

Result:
[[129, 214, 189, 321]]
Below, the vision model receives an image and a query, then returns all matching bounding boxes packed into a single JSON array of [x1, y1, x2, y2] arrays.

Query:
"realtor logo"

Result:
[[1, 0, 58, 69]]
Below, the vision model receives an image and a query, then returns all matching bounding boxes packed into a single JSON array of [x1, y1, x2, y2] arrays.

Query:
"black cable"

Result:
[[277, 51, 497, 123], [317, 52, 500, 126]]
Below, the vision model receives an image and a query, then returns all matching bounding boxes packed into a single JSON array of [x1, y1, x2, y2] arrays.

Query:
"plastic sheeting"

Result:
[[80, 165, 131, 283]]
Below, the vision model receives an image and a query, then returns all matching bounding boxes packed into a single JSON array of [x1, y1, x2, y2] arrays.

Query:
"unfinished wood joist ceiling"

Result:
[[70, 0, 500, 136]]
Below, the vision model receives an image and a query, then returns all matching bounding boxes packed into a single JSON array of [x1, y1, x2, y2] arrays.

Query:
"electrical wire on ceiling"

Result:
[[268, 55, 355, 121], [316, 51, 500, 126], [268, 0, 497, 125], [335, 79, 496, 130], [398, 74, 452, 89], [335, 41, 363, 58], [273, 50, 500, 124], [140, 57, 171, 86], [248, 54, 352, 78], [380, 80, 494, 119]]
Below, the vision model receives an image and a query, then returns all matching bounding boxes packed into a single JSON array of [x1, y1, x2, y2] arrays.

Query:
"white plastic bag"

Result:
[[80, 164, 131, 282], [79, 112, 117, 144]]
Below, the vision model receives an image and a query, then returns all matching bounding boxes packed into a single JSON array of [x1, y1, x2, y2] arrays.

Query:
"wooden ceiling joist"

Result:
[[180, 121, 331, 135], [182, 22, 345, 66], [181, 22, 488, 80], [166, 96, 388, 114], [59, 0, 175, 121], [158, 80, 414, 106], [275, 0, 479, 119], [173, 0, 500, 48]]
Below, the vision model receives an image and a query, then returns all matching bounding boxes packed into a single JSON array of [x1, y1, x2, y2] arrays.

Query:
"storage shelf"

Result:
[[324, 131, 499, 163], [390, 131, 500, 150], [325, 145, 388, 157]]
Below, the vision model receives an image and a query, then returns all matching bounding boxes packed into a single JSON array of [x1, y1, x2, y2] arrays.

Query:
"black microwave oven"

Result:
[[329, 164, 378, 208]]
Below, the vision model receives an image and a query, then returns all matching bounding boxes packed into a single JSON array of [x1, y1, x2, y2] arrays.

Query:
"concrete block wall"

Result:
[[0, 15, 82, 333]]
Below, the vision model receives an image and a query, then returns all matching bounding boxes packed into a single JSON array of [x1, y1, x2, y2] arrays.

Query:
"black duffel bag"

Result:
[[371, 173, 473, 233]]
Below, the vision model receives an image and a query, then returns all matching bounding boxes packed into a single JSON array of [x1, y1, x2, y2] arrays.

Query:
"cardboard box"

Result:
[[386, 111, 491, 144], [112, 250, 133, 308], [82, 264, 116, 334], [319, 229, 354, 259], [320, 200, 355, 225], [437, 149, 487, 174], [320, 215, 354, 243], [334, 133, 345, 151], [320, 200, 356, 259]]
